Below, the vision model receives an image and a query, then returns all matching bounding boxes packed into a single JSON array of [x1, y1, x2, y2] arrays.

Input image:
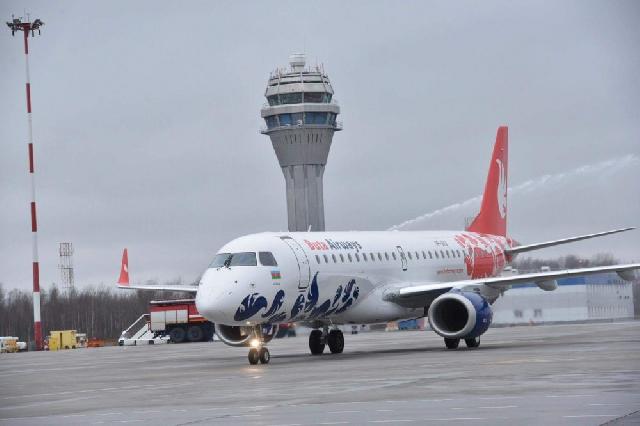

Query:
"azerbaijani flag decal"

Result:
[[271, 270, 281, 280]]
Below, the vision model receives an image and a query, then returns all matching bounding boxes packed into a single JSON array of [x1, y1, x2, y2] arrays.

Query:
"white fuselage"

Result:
[[195, 231, 511, 327]]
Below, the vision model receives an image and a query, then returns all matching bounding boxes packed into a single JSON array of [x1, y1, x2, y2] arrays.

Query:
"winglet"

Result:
[[117, 248, 129, 286], [467, 126, 508, 236]]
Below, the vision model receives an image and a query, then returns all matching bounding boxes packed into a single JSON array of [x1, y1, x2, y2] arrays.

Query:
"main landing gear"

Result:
[[309, 326, 344, 355], [443, 336, 481, 350]]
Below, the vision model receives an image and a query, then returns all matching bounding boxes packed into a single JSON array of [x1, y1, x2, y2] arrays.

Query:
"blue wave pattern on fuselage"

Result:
[[234, 293, 268, 321], [234, 272, 360, 323], [262, 290, 285, 318]]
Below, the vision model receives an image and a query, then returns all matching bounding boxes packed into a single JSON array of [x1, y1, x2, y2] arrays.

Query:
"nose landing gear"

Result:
[[246, 325, 274, 365], [248, 346, 270, 365]]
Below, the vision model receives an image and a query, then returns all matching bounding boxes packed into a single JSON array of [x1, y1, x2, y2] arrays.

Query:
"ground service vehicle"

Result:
[[47, 330, 78, 351], [149, 299, 214, 343]]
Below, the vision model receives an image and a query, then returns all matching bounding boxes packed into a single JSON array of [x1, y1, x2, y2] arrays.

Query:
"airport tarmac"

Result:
[[1, 321, 639, 426]]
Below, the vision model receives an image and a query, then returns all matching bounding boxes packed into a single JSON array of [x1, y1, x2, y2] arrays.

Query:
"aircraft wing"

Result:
[[505, 227, 635, 256], [386, 263, 640, 308], [117, 283, 199, 293]]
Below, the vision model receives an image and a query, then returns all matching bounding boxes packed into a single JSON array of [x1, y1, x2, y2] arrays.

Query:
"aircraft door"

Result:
[[396, 246, 408, 271], [280, 236, 311, 289]]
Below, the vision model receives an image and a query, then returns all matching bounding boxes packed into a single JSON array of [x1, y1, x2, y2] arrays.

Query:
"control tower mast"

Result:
[[261, 54, 341, 232]]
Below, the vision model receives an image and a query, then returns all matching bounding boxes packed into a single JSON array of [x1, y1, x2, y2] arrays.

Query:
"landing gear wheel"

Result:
[[186, 325, 204, 342], [309, 329, 325, 355], [248, 348, 260, 365], [465, 336, 480, 348], [169, 327, 186, 343], [327, 330, 344, 354], [444, 338, 460, 349], [259, 347, 270, 364]]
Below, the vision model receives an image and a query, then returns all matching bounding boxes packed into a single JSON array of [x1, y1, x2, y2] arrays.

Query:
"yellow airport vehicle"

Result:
[[0, 337, 18, 353], [47, 330, 78, 351]]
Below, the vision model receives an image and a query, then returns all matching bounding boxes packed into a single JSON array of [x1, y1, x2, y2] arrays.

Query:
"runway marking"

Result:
[[369, 420, 414, 423], [230, 414, 260, 418], [545, 394, 593, 398], [97, 412, 122, 416], [376, 409, 394, 412], [319, 422, 351, 425], [476, 405, 517, 409], [477, 396, 521, 400], [588, 403, 624, 406], [328, 410, 362, 414], [424, 418, 486, 421], [133, 410, 161, 414], [563, 414, 618, 418]]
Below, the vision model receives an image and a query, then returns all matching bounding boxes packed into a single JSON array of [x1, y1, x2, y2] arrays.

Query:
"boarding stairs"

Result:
[[119, 314, 167, 346]]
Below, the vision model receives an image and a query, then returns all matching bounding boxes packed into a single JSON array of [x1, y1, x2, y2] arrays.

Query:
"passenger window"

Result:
[[332, 254, 337, 263], [339, 254, 344, 263], [323, 254, 329, 263], [434, 251, 439, 259], [259, 252, 278, 266], [370, 252, 375, 262], [348, 253, 353, 262], [378, 253, 382, 261], [407, 252, 412, 260], [415, 251, 420, 260], [392, 253, 397, 260], [446, 250, 450, 258], [440, 250, 445, 258], [385, 252, 389, 261], [422, 251, 426, 259], [428, 251, 433, 259], [315, 255, 320, 264], [363, 253, 368, 262]]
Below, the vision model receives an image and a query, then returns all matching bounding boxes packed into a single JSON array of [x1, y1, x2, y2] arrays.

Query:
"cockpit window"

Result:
[[210, 253, 231, 268], [229, 252, 257, 266], [209, 252, 257, 268], [259, 252, 278, 266]]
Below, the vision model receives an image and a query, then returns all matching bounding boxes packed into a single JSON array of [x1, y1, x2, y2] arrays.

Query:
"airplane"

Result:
[[117, 126, 639, 365]]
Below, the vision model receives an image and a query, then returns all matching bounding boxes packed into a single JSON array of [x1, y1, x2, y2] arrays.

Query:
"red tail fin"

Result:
[[467, 126, 508, 236], [117, 248, 129, 285]]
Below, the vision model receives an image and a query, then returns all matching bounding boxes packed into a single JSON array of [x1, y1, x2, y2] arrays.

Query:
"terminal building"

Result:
[[261, 54, 342, 232], [492, 272, 636, 324]]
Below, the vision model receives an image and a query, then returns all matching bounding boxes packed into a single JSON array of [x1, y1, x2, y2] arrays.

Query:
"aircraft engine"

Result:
[[215, 324, 278, 347], [427, 290, 492, 340]]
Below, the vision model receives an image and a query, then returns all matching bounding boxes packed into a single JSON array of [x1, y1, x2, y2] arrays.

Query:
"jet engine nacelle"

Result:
[[427, 290, 492, 339], [215, 324, 278, 347]]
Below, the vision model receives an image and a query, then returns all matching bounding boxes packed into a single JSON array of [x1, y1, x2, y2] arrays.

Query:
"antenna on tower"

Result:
[[59, 243, 75, 294]]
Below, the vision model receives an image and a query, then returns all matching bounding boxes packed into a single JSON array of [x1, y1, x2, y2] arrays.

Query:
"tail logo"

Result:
[[496, 158, 507, 218]]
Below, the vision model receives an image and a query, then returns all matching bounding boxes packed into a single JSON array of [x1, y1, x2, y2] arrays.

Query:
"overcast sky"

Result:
[[1, 1, 639, 291]]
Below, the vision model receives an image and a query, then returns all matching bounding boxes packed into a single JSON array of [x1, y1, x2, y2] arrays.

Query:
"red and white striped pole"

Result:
[[7, 16, 45, 350]]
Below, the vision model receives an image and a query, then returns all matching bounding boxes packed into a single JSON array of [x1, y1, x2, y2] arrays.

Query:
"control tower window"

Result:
[[304, 92, 324, 103], [305, 112, 328, 125], [328, 113, 337, 126], [279, 92, 303, 104], [279, 114, 292, 126], [267, 95, 280, 106], [265, 116, 278, 129], [259, 252, 278, 266], [291, 113, 303, 125]]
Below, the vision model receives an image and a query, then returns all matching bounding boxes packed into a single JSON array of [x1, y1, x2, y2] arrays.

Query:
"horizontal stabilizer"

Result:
[[506, 227, 635, 255]]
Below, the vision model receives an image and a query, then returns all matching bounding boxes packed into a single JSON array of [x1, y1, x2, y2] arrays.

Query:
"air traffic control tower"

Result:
[[261, 54, 341, 232]]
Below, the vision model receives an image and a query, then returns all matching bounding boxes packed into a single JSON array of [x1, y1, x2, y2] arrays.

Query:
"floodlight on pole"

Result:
[[6, 14, 45, 350]]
